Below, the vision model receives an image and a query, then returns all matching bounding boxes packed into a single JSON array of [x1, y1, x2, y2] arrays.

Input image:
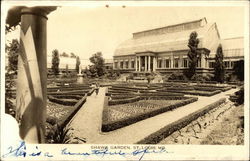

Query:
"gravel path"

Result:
[[66, 87, 238, 144]]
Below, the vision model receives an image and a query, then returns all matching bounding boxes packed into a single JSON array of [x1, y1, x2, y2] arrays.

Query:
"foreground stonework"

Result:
[[158, 100, 243, 144]]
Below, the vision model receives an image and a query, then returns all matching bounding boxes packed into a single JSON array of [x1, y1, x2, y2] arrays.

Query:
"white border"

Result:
[[1, 1, 249, 161]]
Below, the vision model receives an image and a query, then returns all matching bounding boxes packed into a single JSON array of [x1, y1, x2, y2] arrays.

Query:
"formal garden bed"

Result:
[[102, 97, 198, 132]]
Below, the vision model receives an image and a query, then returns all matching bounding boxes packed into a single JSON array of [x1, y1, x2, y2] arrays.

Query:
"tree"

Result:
[[214, 44, 225, 83], [185, 31, 200, 79], [89, 52, 105, 77], [75, 56, 81, 73], [233, 60, 244, 81], [70, 52, 76, 58], [6, 39, 19, 73], [60, 52, 69, 57], [51, 49, 60, 75]]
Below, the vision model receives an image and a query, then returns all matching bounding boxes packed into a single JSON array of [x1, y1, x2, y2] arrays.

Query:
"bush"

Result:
[[168, 72, 187, 81], [229, 87, 244, 105]]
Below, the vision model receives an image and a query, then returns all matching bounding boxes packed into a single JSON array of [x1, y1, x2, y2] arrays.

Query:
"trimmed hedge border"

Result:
[[136, 98, 226, 144], [48, 90, 90, 95], [51, 95, 83, 100], [48, 95, 78, 106], [166, 89, 221, 96], [102, 97, 198, 132], [108, 96, 141, 105]]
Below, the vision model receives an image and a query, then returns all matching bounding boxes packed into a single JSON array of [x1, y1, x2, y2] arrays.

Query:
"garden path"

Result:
[[67, 87, 238, 144], [66, 87, 106, 143]]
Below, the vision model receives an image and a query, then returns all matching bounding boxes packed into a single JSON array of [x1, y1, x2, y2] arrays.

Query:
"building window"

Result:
[[174, 59, 179, 68], [114, 62, 118, 69], [125, 61, 129, 68], [196, 58, 201, 68], [183, 58, 188, 68], [224, 61, 230, 69], [120, 62, 123, 69], [209, 62, 215, 68], [158, 59, 162, 68], [165, 59, 170, 68], [131, 61, 135, 68]]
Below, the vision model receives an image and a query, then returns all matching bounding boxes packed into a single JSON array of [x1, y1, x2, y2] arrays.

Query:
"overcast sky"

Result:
[[5, 3, 247, 64]]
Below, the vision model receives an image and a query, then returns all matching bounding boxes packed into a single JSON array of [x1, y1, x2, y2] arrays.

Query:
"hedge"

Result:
[[47, 87, 91, 92], [49, 93, 86, 96], [51, 95, 83, 100], [48, 95, 78, 106], [102, 97, 198, 132], [108, 96, 141, 105], [166, 89, 221, 96], [136, 98, 226, 144], [48, 89, 90, 95]]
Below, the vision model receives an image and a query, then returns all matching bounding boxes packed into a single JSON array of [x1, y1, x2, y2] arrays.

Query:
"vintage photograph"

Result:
[[1, 1, 249, 160]]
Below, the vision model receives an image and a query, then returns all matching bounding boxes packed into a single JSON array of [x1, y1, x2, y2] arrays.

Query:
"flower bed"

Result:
[[136, 98, 226, 144], [102, 97, 198, 132], [46, 94, 87, 143]]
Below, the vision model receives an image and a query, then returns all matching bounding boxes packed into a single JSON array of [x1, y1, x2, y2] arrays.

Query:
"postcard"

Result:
[[1, 1, 249, 160]]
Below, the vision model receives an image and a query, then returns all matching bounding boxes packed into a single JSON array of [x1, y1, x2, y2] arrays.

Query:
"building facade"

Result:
[[113, 18, 244, 75]]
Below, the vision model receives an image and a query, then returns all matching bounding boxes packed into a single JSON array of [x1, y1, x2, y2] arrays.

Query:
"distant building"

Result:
[[104, 59, 113, 70], [113, 17, 244, 74], [47, 56, 89, 74]]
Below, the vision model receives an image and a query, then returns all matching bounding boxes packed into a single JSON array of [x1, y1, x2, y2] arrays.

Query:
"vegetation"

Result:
[[233, 60, 244, 81], [102, 97, 197, 132], [6, 39, 19, 73], [5, 39, 19, 117], [51, 49, 60, 75], [229, 87, 244, 106], [89, 52, 105, 77], [70, 52, 77, 58], [185, 31, 200, 79], [214, 44, 225, 83], [60, 52, 69, 57]]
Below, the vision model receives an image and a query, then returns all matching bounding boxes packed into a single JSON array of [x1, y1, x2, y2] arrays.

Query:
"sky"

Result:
[[5, 3, 247, 66]]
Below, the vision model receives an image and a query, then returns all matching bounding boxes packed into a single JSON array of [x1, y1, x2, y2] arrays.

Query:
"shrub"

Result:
[[229, 87, 244, 105], [168, 72, 187, 81]]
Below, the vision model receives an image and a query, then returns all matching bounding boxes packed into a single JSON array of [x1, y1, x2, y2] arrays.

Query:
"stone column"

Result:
[[135, 57, 138, 71], [153, 57, 156, 71], [145, 56, 147, 71], [171, 52, 174, 68], [16, 7, 56, 143], [139, 56, 141, 72], [201, 52, 206, 68], [79, 64, 81, 74], [148, 56, 151, 71]]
